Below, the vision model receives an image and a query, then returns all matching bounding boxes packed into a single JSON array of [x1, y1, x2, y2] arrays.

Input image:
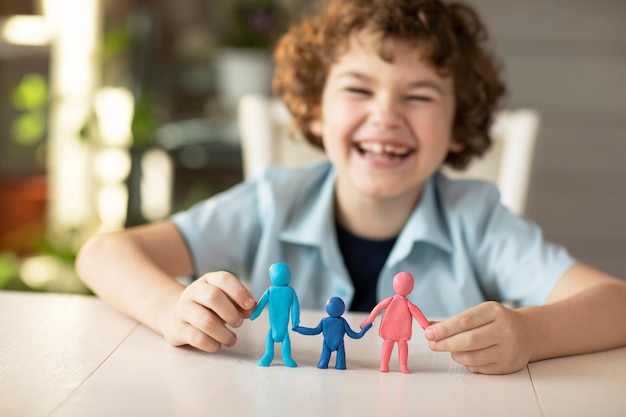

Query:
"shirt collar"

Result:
[[387, 173, 453, 265], [279, 165, 347, 275], [279, 164, 337, 247], [279, 168, 452, 258]]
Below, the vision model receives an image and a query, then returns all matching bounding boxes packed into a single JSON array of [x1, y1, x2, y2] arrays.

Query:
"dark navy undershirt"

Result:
[[335, 221, 397, 312]]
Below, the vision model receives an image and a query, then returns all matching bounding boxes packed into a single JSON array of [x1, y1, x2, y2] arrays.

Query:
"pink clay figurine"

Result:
[[361, 272, 430, 374]]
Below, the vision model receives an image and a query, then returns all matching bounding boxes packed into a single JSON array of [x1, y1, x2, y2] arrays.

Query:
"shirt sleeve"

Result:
[[169, 181, 262, 280], [469, 185, 576, 307]]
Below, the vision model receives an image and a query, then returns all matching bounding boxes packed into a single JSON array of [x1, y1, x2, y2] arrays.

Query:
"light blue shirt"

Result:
[[171, 161, 575, 318]]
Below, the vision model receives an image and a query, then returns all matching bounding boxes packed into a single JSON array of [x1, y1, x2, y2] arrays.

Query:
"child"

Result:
[[76, 0, 626, 375]]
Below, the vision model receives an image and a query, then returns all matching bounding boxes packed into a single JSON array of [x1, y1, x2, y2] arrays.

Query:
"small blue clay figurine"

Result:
[[293, 297, 372, 370], [250, 263, 300, 367]]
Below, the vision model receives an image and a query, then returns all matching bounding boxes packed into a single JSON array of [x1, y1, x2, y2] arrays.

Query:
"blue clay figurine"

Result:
[[250, 263, 300, 367], [293, 297, 371, 370]]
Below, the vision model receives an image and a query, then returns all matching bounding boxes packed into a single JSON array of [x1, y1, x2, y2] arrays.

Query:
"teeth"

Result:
[[384, 145, 409, 156], [359, 142, 410, 157]]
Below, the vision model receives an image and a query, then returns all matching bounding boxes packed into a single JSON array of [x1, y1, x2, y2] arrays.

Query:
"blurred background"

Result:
[[0, 0, 624, 294]]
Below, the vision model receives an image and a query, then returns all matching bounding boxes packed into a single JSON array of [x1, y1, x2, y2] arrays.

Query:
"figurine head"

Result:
[[269, 263, 291, 286], [392, 272, 415, 296], [326, 297, 345, 318]]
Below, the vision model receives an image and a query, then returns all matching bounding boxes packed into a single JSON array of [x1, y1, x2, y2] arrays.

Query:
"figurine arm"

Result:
[[408, 302, 431, 329], [290, 290, 300, 328], [345, 319, 372, 339], [249, 290, 269, 321], [360, 297, 392, 328], [292, 320, 323, 335]]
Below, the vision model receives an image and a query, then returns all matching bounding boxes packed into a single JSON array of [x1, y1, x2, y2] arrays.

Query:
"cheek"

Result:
[[412, 111, 454, 150], [321, 117, 355, 166], [321, 120, 349, 161], [322, 109, 353, 143]]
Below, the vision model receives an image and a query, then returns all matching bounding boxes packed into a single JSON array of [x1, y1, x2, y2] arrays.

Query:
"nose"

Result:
[[369, 93, 403, 129]]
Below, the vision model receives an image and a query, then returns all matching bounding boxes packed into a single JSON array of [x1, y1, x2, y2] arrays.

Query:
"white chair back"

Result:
[[238, 95, 539, 215], [442, 109, 540, 215], [238, 95, 326, 180]]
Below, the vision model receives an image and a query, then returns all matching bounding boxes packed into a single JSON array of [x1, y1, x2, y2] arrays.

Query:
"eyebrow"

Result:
[[407, 80, 445, 94], [335, 71, 445, 94]]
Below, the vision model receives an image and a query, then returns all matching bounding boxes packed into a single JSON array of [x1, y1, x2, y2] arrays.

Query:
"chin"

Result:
[[358, 181, 419, 201]]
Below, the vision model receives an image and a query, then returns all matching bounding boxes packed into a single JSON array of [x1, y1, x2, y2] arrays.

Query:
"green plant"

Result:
[[0, 251, 19, 289], [10, 73, 48, 147]]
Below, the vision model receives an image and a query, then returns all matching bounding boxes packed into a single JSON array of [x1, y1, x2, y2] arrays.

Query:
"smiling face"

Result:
[[310, 30, 461, 206]]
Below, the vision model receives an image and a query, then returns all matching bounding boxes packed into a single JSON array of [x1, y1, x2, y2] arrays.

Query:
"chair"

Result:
[[238, 95, 539, 215], [441, 108, 540, 215], [238, 95, 327, 180]]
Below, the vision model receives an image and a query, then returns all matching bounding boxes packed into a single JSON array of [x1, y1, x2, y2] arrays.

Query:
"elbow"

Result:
[[75, 232, 119, 289], [75, 234, 103, 286]]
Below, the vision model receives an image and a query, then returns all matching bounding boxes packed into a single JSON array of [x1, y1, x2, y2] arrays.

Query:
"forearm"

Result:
[[76, 231, 186, 335], [520, 280, 626, 362]]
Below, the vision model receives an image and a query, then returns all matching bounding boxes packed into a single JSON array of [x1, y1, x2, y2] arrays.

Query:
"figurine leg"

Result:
[[281, 333, 298, 367], [379, 340, 394, 373], [398, 340, 411, 374], [335, 343, 346, 370], [317, 343, 331, 369], [258, 331, 275, 367]]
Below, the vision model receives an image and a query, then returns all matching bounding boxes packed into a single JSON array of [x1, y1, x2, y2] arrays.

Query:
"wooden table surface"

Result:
[[1, 291, 625, 417]]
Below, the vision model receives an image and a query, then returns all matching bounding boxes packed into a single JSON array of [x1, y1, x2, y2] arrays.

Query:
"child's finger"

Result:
[[450, 345, 499, 368], [425, 303, 497, 342], [191, 281, 245, 328], [203, 271, 257, 312], [183, 301, 238, 347], [428, 322, 497, 353], [179, 322, 223, 353]]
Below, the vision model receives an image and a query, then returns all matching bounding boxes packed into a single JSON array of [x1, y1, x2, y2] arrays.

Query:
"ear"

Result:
[[309, 118, 323, 137], [449, 138, 464, 153]]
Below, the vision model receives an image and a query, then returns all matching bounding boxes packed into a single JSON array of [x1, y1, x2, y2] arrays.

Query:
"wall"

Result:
[[469, 0, 626, 278]]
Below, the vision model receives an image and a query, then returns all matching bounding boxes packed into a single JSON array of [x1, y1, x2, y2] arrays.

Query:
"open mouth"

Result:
[[355, 142, 415, 160]]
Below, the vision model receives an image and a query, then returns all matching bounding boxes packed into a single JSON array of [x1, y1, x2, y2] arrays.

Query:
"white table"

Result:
[[1, 291, 625, 417]]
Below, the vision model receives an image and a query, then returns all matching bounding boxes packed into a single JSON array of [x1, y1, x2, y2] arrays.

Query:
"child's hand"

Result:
[[160, 271, 257, 353], [424, 301, 532, 375]]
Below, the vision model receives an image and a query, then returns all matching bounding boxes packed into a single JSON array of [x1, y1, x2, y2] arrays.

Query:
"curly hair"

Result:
[[273, 0, 506, 170]]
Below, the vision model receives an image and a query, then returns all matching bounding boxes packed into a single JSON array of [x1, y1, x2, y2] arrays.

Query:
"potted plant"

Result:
[[208, 0, 303, 114]]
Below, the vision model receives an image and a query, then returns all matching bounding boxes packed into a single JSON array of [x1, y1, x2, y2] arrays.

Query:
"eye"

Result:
[[346, 87, 372, 96], [405, 95, 434, 102]]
